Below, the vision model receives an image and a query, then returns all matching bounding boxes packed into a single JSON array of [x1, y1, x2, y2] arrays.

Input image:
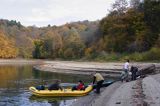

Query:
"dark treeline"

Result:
[[0, 0, 160, 61]]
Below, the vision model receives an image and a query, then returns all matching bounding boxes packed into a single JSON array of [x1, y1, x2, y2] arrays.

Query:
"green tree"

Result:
[[42, 30, 63, 58], [112, 0, 128, 15], [143, 0, 160, 45], [143, 0, 160, 33], [130, 0, 141, 10], [33, 40, 44, 59], [63, 27, 85, 59], [100, 7, 152, 52]]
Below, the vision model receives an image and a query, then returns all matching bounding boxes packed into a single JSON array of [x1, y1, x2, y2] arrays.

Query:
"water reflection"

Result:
[[0, 65, 92, 88], [30, 95, 76, 106]]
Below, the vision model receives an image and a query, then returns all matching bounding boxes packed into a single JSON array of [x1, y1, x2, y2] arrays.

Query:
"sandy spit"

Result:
[[34, 60, 157, 77]]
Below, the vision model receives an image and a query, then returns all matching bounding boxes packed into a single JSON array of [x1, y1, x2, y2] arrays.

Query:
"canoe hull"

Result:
[[93, 80, 114, 89]]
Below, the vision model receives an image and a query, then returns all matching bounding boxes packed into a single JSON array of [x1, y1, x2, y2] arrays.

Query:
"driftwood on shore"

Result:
[[138, 64, 156, 75]]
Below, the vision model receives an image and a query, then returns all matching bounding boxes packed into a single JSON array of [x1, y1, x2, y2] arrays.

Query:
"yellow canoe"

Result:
[[29, 85, 93, 97]]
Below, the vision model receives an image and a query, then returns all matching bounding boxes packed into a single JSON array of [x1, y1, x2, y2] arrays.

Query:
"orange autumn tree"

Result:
[[0, 31, 18, 58]]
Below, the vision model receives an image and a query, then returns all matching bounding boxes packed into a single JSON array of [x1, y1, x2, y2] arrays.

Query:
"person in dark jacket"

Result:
[[36, 85, 45, 90], [130, 66, 138, 80], [48, 80, 63, 90]]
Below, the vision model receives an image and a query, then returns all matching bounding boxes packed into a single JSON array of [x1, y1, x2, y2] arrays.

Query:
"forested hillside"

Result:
[[0, 19, 100, 59], [0, 31, 17, 58], [0, 0, 160, 61]]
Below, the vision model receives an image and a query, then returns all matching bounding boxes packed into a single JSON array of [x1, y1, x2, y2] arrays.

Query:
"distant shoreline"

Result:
[[0, 59, 43, 65]]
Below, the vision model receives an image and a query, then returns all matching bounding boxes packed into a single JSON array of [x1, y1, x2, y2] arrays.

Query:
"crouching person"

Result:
[[48, 80, 63, 90], [36, 85, 45, 90], [92, 72, 104, 94]]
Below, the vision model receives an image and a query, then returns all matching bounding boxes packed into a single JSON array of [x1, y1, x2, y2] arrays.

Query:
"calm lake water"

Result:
[[0, 64, 113, 106]]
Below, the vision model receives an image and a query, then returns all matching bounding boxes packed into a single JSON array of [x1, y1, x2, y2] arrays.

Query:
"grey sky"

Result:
[[0, 0, 115, 27]]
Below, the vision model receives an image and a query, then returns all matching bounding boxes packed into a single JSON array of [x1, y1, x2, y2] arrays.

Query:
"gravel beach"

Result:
[[71, 73, 160, 106]]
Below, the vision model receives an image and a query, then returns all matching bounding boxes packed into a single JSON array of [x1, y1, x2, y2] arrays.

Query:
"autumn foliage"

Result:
[[0, 31, 18, 58], [0, 0, 160, 61]]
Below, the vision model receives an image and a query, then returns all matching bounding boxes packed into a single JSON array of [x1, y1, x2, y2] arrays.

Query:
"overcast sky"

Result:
[[0, 0, 115, 27]]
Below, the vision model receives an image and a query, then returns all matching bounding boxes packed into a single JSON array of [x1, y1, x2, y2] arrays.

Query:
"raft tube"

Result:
[[29, 85, 93, 97]]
